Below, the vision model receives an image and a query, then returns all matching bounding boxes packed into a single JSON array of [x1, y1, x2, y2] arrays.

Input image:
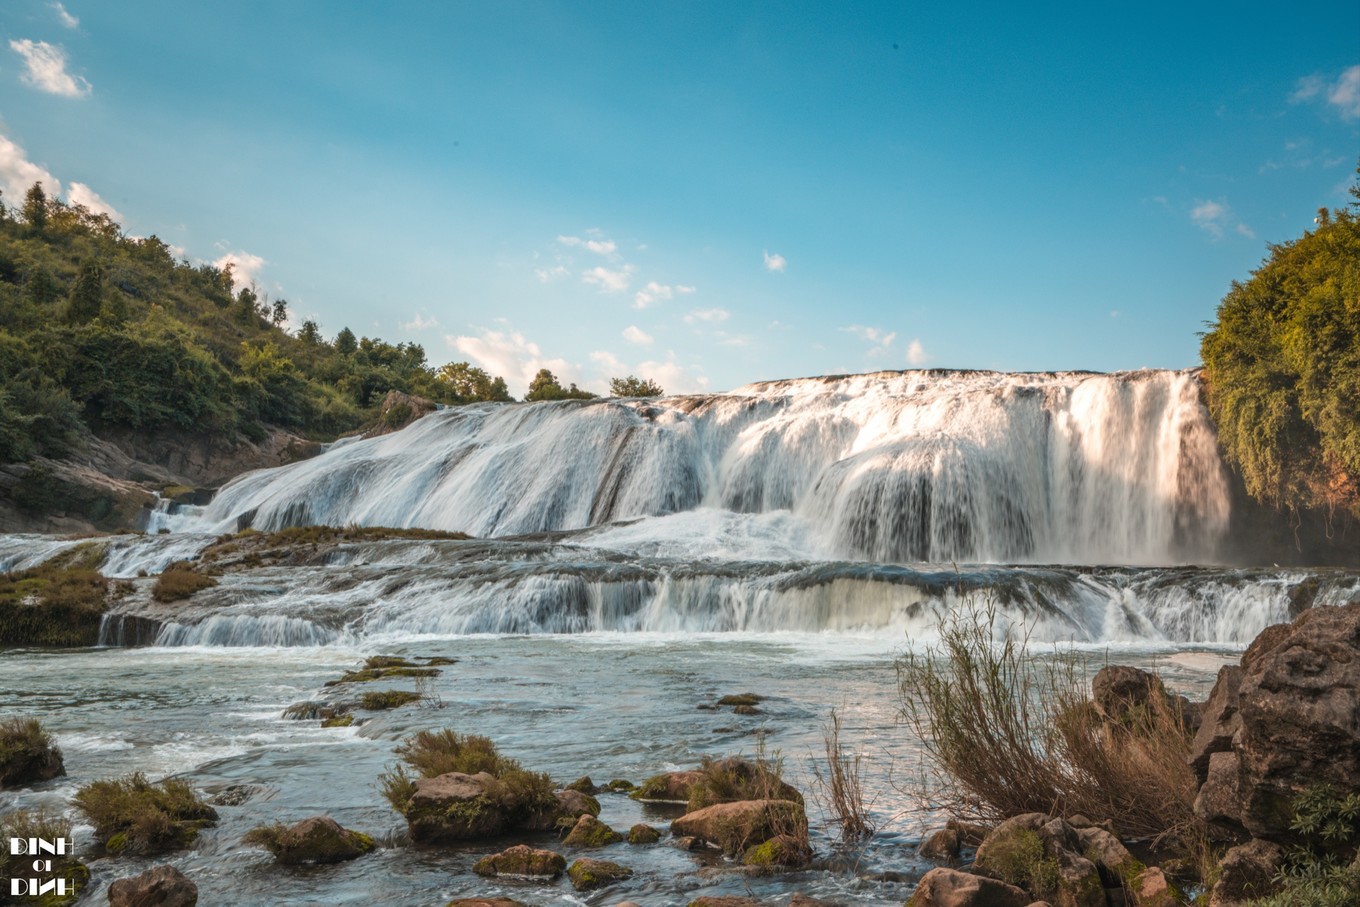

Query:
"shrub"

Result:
[[810, 707, 874, 841], [1246, 785, 1360, 907], [896, 596, 1205, 844], [0, 716, 65, 787], [150, 561, 217, 602], [72, 772, 218, 854], [377, 729, 555, 822]]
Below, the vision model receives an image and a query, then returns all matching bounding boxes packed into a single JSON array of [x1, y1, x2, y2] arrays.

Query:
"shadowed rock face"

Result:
[[1194, 603, 1360, 842], [107, 864, 198, 907]]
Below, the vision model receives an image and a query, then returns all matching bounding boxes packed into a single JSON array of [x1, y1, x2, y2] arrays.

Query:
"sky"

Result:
[[0, 1, 1356, 396]]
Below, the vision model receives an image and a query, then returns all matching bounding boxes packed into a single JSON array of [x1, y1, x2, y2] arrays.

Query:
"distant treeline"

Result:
[[0, 184, 664, 464]]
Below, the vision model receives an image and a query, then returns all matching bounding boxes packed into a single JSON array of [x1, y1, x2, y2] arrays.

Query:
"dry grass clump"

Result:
[[896, 597, 1205, 846], [378, 729, 555, 817], [0, 559, 109, 646], [150, 561, 218, 603], [687, 743, 802, 812], [0, 716, 64, 787], [72, 772, 219, 854], [359, 689, 422, 710], [810, 707, 875, 841]]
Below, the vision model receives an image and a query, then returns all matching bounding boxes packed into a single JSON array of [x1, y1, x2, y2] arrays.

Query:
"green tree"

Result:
[[434, 362, 513, 402], [22, 183, 48, 231], [525, 368, 595, 402], [335, 327, 357, 356], [1200, 175, 1360, 517], [21, 265, 60, 307], [271, 298, 288, 326], [298, 319, 322, 345], [65, 260, 104, 325], [609, 375, 664, 397]]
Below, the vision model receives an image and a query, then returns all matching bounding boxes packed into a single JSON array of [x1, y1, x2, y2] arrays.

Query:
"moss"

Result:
[[563, 814, 622, 847], [0, 717, 65, 787], [627, 823, 660, 844], [424, 656, 458, 666], [327, 665, 439, 685], [321, 715, 354, 728], [359, 689, 421, 710], [717, 693, 764, 707], [0, 559, 109, 647], [975, 828, 1061, 900], [566, 857, 633, 891], [72, 772, 218, 855], [150, 561, 217, 602], [606, 778, 635, 792]]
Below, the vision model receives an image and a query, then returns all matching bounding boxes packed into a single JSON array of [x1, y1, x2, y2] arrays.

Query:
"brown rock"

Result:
[[246, 815, 374, 864], [670, 799, 807, 857], [919, 825, 962, 860], [907, 867, 1030, 907], [627, 823, 661, 844], [1092, 666, 1165, 721], [632, 769, 703, 802], [1194, 751, 1246, 830], [1209, 839, 1284, 906], [563, 813, 623, 847], [1074, 826, 1139, 880], [444, 901, 527, 907], [405, 771, 508, 842], [1190, 665, 1244, 785], [1128, 867, 1179, 907], [107, 865, 198, 907], [566, 857, 633, 891], [742, 833, 813, 869], [472, 844, 566, 879]]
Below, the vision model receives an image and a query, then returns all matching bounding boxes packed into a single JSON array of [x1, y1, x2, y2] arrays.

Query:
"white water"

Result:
[[191, 370, 1231, 566]]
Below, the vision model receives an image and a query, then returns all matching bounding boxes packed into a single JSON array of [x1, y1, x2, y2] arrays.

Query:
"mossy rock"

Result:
[[566, 857, 633, 891], [472, 844, 566, 879], [321, 715, 354, 728], [72, 773, 219, 855], [742, 833, 812, 870], [563, 813, 622, 847], [0, 717, 65, 788], [627, 823, 661, 844], [326, 665, 439, 685], [605, 778, 636, 792], [717, 693, 764, 707], [243, 816, 375, 864], [359, 689, 421, 710], [565, 775, 596, 793]]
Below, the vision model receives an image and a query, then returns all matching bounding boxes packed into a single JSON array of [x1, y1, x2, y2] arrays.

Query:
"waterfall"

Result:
[[191, 369, 1231, 566]]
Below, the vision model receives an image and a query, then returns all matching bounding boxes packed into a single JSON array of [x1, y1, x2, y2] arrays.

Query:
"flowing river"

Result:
[[2, 368, 1358, 905]]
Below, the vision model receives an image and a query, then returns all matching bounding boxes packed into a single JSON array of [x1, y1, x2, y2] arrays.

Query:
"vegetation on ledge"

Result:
[[0, 549, 113, 647]]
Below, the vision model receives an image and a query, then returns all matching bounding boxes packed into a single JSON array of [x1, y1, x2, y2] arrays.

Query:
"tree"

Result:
[[609, 375, 664, 397], [298, 319, 322, 345], [1200, 172, 1360, 518], [335, 327, 358, 356], [435, 361, 513, 402], [21, 265, 60, 307], [271, 298, 288, 326], [525, 368, 596, 402], [22, 183, 48, 231], [65, 260, 104, 325]]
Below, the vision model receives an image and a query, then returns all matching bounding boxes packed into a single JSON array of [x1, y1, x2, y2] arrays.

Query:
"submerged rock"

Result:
[[107, 864, 198, 907], [243, 815, 375, 864], [566, 857, 633, 891]]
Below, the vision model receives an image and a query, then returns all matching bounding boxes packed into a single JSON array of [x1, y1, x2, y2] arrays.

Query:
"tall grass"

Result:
[[810, 708, 875, 841], [896, 597, 1205, 845]]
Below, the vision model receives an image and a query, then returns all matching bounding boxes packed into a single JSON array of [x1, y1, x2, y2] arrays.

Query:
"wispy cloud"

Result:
[[1190, 199, 1254, 241], [67, 181, 121, 221], [842, 324, 896, 356], [906, 339, 927, 365], [622, 325, 653, 345], [633, 281, 695, 309], [684, 307, 730, 324], [50, 2, 78, 28], [0, 132, 61, 203], [402, 313, 439, 331], [558, 233, 618, 256], [763, 250, 787, 273], [213, 249, 267, 290], [534, 264, 569, 283], [9, 39, 90, 97], [582, 264, 635, 293], [449, 324, 577, 398], [1291, 65, 1360, 120]]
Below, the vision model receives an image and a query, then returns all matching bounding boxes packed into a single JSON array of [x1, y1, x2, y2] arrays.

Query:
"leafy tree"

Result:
[[525, 368, 596, 402], [298, 319, 321, 345], [271, 298, 288, 326], [1201, 173, 1360, 518], [335, 327, 357, 356], [434, 362, 513, 402], [65, 260, 104, 325], [22, 265, 60, 307], [609, 374, 664, 397], [22, 183, 47, 231]]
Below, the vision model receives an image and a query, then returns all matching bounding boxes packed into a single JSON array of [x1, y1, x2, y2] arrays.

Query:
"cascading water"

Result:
[[193, 369, 1231, 566]]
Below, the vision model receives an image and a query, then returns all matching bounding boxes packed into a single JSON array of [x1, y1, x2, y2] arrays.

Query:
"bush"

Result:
[[378, 729, 555, 821], [72, 772, 219, 854], [1247, 785, 1360, 907], [896, 596, 1204, 844], [150, 561, 217, 602], [0, 716, 64, 787]]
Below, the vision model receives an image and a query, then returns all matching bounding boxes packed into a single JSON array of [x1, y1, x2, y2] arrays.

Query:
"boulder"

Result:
[[566, 775, 596, 793], [1208, 839, 1284, 906], [670, 799, 807, 857], [1194, 603, 1360, 841], [973, 814, 1102, 907], [1189, 665, 1243, 784], [555, 788, 601, 819], [472, 844, 566, 879], [566, 857, 633, 891], [107, 865, 198, 907], [244, 815, 374, 864], [405, 771, 508, 842], [563, 813, 623, 847], [444, 901, 526, 907], [1127, 867, 1180, 907], [627, 823, 661, 844], [1074, 825, 1141, 884], [742, 833, 812, 869], [919, 825, 962, 860], [687, 899, 761, 907], [907, 867, 1030, 907], [1092, 665, 1197, 733], [631, 769, 702, 802]]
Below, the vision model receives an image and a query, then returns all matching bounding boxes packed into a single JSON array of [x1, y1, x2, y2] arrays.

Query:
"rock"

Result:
[[472, 844, 566, 879], [627, 823, 661, 844], [1092, 666, 1196, 733], [1127, 867, 1179, 907], [691, 756, 804, 806], [632, 769, 703, 802], [973, 814, 1102, 907], [789, 896, 845, 907], [555, 788, 601, 819], [1074, 826, 1141, 883], [365, 390, 438, 437], [670, 799, 808, 857], [1209, 839, 1284, 905], [563, 813, 623, 847], [605, 778, 635, 792], [0, 718, 65, 788], [906, 867, 1030, 907], [1189, 665, 1243, 784], [687, 899, 761, 907], [405, 771, 508, 842], [107, 865, 198, 907], [444, 901, 527, 907], [566, 775, 596, 793], [742, 833, 812, 869], [1194, 604, 1360, 841], [244, 815, 375, 864], [566, 857, 633, 891], [672, 835, 713, 851], [919, 826, 962, 860]]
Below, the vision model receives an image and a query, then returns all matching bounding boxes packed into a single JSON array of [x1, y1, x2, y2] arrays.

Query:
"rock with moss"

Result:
[[472, 844, 567, 879], [741, 833, 812, 870], [0, 555, 111, 647], [670, 799, 807, 858], [631, 769, 703, 802], [627, 823, 660, 844], [605, 778, 635, 792], [565, 775, 596, 793], [687, 898, 762, 907], [907, 867, 1030, 907], [359, 689, 421, 710], [686, 756, 803, 811], [321, 714, 354, 728], [554, 788, 601, 820], [403, 771, 510, 842], [0, 717, 65, 788], [717, 693, 764, 707], [566, 857, 633, 891], [107, 864, 198, 907], [563, 813, 622, 847], [972, 814, 1103, 907], [242, 815, 374, 864], [72, 773, 218, 855]]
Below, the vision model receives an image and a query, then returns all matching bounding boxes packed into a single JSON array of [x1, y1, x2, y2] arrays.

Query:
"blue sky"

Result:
[[0, 1, 1356, 395]]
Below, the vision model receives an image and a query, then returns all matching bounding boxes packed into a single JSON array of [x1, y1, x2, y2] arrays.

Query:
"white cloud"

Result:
[[1191, 199, 1253, 241], [1291, 74, 1324, 103], [589, 350, 709, 395], [50, 2, 78, 28], [622, 325, 653, 345], [763, 250, 787, 273], [1327, 65, 1360, 119], [213, 250, 267, 290], [448, 326, 577, 398], [66, 181, 121, 221], [684, 307, 730, 324], [633, 281, 694, 309], [906, 339, 926, 365], [582, 264, 635, 293], [842, 325, 896, 357], [1235, 222, 1256, 239], [558, 234, 618, 256], [9, 39, 90, 97], [534, 264, 569, 283], [0, 132, 61, 204], [402, 313, 439, 331]]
